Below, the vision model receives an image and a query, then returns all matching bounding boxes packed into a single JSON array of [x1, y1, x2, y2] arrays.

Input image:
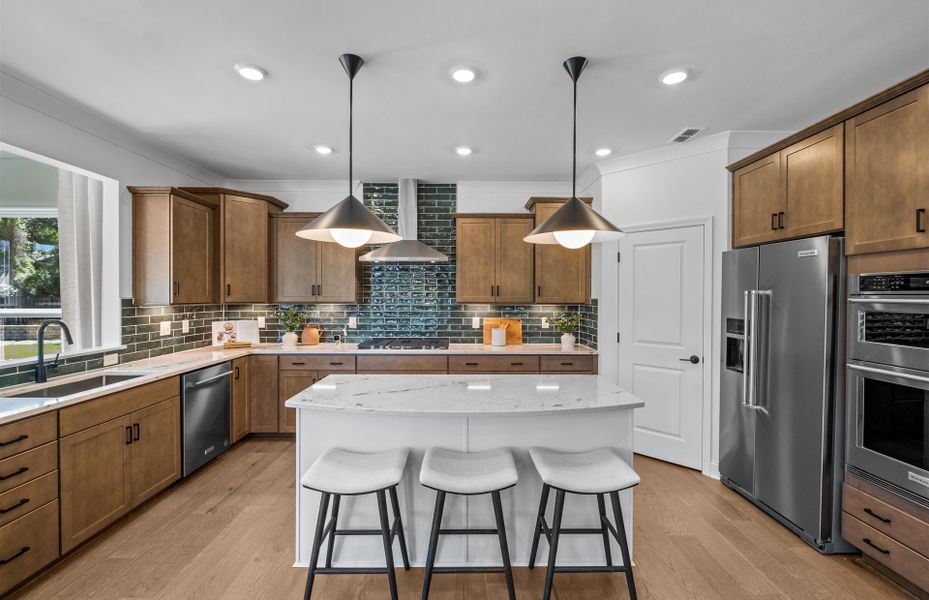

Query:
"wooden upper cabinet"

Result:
[[781, 124, 844, 238], [130, 187, 217, 305], [845, 83, 929, 255], [316, 241, 360, 303], [455, 216, 534, 304], [223, 194, 269, 303], [456, 218, 496, 303], [732, 155, 783, 247], [529, 200, 591, 304], [495, 218, 534, 303]]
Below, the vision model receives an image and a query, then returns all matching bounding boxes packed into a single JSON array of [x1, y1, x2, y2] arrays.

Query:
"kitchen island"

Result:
[[285, 374, 643, 569]]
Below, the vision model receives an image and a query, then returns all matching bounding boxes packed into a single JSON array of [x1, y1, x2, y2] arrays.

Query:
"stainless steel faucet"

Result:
[[35, 319, 74, 383]]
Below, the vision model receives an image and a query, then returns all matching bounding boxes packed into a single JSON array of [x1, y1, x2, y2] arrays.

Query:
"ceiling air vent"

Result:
[[668, 127, 704, 143]]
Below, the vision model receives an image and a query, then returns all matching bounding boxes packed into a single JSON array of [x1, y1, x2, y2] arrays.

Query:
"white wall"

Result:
[[456, 181, 571, 213], [0, 72, 223, 297], [591, 131, 790, 477], [223, 179, 362, 212]]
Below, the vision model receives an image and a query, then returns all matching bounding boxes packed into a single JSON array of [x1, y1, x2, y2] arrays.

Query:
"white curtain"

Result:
[[57, 170, 104, 350]]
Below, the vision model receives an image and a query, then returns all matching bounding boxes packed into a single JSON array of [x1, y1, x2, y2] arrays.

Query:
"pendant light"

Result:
[[297, 54, 401, 248], [524, 56, 624, 248]]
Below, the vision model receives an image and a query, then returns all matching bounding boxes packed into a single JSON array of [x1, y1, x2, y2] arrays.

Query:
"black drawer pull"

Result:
[[465, 362, 479, 366], [329, 362, 344, 366], [863, 507, 891, 524], [0, 498, 29, 514], [0, 546, 29, 565], [560, 362, 573, 366], [290, 362, 306, 366], [0, 467, 28, 481], [510, 362, 523, 366], [862, 538, 890, 555], [0, 434, 28, 447]]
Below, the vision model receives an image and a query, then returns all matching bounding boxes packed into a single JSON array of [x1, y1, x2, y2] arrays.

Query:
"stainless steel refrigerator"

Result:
[[720, 235, 854, 553]]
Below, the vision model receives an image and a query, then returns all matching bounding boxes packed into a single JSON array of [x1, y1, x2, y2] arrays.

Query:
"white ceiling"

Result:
[[1, 1, 927, 182]]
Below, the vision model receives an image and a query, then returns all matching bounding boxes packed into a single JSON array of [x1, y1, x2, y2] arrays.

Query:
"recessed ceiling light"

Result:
[[455, 146, 473, 156], [314, 145, 333, 155], [234, 63, 267, 81], [450, 66, 477, 84], [659, 68, 689, 86], [595, 148, 612, 157]]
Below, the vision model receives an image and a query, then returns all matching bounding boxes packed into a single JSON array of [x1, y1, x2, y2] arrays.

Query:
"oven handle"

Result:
[[847, 363, 929, 384], [848, 297, 929, 304]]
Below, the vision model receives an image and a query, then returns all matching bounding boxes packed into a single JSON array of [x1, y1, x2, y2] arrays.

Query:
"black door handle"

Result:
[[778, 211, 785, 230], [126, 425, 133, 445], [918, 208, 927, 233], [679, 355, 700, 364], [133, 423, 140, 441], [771, 213, 778, 231]]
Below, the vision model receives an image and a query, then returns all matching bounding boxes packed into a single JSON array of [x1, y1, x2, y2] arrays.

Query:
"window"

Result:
[[0, 144, 121, 364]]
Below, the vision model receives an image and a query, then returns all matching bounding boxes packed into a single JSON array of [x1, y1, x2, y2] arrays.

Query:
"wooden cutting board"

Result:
[[482, 318, 523, 345]]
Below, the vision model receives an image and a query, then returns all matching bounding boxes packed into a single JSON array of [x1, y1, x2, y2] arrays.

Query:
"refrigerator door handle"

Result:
[[743, 290, 753, 408], [753, 290, 772, 413]]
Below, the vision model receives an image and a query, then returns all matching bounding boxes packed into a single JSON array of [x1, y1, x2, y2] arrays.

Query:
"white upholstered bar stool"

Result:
[[527, 447, 640, 600], [419, 447, 519, 600], [300, 448, 411, 600]]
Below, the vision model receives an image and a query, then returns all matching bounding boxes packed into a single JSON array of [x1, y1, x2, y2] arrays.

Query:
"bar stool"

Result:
[[419, 447, 518, 600], [300, 447, 411, 600], [527, 447, 640, 600]]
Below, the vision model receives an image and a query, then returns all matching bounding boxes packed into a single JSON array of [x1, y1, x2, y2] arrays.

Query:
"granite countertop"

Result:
[[284, 373, 643, 417], [0, 343, 597, 424]]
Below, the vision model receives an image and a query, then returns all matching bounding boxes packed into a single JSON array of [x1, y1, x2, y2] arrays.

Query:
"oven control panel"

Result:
[[858, 272, 929, 293]]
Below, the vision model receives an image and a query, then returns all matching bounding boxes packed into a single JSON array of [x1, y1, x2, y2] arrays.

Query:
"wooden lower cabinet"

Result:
[[0, 499, 59, 595], [129, 397, 181, 506], [231, 357, 250, 442], [249, 355, 279, 433]]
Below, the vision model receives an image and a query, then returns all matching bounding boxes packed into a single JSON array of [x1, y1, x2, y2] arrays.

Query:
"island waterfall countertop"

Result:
[[285, 373, 642, 416]]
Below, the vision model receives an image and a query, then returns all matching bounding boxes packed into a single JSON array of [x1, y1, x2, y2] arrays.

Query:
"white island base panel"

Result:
[[293, 408, 636, 569]]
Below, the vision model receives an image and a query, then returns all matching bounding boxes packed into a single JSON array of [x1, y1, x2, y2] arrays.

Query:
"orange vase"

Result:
[[302, 324, 322, 345]]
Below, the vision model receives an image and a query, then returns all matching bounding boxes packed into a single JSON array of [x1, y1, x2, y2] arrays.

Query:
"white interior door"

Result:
[[619, 224, 705, 469]]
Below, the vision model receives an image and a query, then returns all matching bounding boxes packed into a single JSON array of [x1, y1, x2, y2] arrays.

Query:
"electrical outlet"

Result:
[[182, 319, 190, 333], [541, 317, 550, 329], [103, 353, 119, 366], [159, 321, 171, 336], [257, 316, 266, 328], [471, 317, 480, 329], [348, 317, 357, 328]]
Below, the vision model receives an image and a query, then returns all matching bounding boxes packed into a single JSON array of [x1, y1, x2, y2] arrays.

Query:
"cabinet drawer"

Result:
[[0, 413, 56, 461], [0, 471, 57, 528], [449, 355, 539, 373], [842, 483, 929, 558], [60, 377, 180, 436], [0, 442, 57, 495], [0, 499, 59, 595], [279, 355, 356, 371], [540, 355, 595, 373], [842, 512, 929, 592], [356, 355, 448, 373]]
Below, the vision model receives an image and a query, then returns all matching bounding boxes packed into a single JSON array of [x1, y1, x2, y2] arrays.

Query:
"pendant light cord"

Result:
[[572, 72, 577, 199], [348, 72, 353, 196]]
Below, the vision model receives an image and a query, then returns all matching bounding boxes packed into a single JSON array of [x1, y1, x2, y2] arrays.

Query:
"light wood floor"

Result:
[[13, 438, 911, 600]]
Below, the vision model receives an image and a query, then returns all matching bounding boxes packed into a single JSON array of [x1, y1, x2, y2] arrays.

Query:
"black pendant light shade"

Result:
[[524, 56, 624, 247], [297, 53, 401, 247]]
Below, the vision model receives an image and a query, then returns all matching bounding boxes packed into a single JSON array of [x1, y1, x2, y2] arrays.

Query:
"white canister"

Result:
[[491, 327, 507, 347]]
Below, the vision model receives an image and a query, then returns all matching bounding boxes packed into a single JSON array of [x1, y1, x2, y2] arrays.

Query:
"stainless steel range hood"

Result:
[[358, 179, 449, 263]]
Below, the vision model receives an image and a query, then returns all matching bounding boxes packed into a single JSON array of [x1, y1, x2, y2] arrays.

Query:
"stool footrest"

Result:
[[312, 567, 390, 575], [432, 566, 507, 574], [439, 527, 499, 535], [553, 565, 631, 574]]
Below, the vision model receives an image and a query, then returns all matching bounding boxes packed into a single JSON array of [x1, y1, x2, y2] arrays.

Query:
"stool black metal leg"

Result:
[[376, 490, 399, 600], [325, 494, 341, 568], [388, 486, 411, 570], [610, 491, 638, 600], [491, 491, 516, 600], [597, 493, 613, 566], [542, 489, 565, 600], [528, 483, 551, 569], [304, 492, 331, 600], [421, 490, 446, 600]]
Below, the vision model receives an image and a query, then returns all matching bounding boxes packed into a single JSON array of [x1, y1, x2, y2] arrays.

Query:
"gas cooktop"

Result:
[[357, 337, 450, 350]]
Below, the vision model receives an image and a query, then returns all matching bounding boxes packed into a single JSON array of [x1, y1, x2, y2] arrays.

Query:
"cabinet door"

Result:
[[223, 194, 269, 302], [248, 355, 279, 433], [272, 217, 317, 303], [534, 204, 590, 303], [495, 218, 534, 303], [846, 84, 929, 255], [456, 218, 496, 303], [782, 125, 844, 239], [231, 357, 250, 443], [732, 154, 783, 247], [171, 195, 214, 304], [278, 370, 315, 433], [60, 416, 132, 553], [316, 242, 359, 303], [129, 397, 181, 506]]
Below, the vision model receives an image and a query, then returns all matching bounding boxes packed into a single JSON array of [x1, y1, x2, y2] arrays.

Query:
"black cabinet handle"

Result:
[[918, 208, 927, 233], [317, 285, 322, 296], [537, 285, 541, 297], [862, 538, 890, 555], [863, 507, 891, 524], [125, 426, 133, 445], [291, 361, 306, 366], [133, 423, 140, 441], [490, 285, 495, 296], [771, 213, 778, 231], [778, 212, 785, 229], [510, 362, 523, 366], [0, 547, 29, 565], [465, 362, 478, 366], [226, 283, 231, 296], [0, 434, 28, 447], [0, 498, 29, 514], [234, 366, 240, 380], [560, 362, 573, 366], [174, 281, 179, 296], [0, 467, 28, 481], [329, 362, 343, 366], [496, 285, 500, 296]]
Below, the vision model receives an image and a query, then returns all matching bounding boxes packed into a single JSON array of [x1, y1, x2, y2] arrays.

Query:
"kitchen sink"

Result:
[[6, 373, 146, 399]]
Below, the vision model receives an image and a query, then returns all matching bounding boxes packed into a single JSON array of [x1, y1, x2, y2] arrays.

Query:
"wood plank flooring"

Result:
[[12, 438, 912, 599]]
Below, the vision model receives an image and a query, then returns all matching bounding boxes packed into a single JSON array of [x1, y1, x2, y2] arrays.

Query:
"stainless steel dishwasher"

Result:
[[182, 362, 232, 476]]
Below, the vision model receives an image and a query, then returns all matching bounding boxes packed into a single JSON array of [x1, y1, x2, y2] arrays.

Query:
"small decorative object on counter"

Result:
[[491, 325, 507, 347], [276, 306, 305, 347], [553, 312, 582, 351], [302, 323, 323, 345]]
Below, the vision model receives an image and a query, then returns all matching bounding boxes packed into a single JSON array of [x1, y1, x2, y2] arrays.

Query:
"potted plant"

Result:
[[552, 312, 582, 351], [275, 305, 305, 347]]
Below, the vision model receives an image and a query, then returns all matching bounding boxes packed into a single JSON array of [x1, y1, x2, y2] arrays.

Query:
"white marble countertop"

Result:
[[0, 343, 597, 424], [284, 374, 643, 417]]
